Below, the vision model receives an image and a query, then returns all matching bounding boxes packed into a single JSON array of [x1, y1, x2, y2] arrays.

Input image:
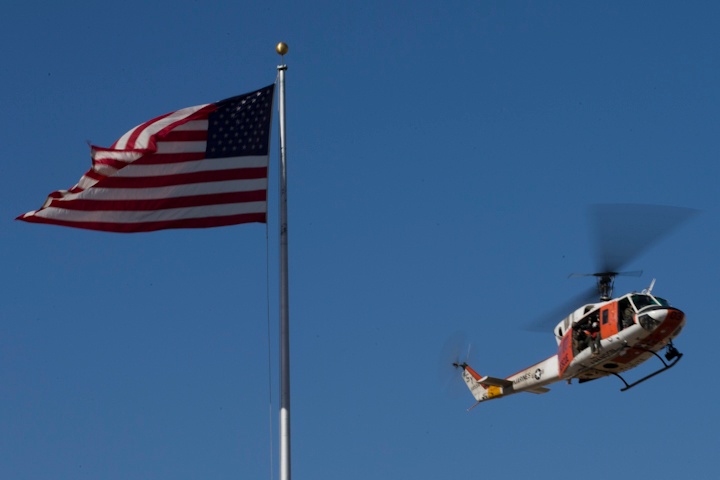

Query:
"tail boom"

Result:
[[457, 355, 560, 407]]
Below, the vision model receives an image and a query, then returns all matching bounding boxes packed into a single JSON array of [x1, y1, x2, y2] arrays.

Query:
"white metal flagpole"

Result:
[[275, 41, 291, 480]]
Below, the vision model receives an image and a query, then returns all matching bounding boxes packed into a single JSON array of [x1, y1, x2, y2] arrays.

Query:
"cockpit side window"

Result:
[[618, 297, 634, 330]]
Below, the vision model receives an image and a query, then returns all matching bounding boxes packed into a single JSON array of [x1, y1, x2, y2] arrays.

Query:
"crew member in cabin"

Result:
[[586, 320, 601, 355], [574, 326, 589, 353]]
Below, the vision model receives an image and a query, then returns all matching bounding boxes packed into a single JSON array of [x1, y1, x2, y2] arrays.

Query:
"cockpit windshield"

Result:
[[630, 294, 663, 311], [654, 296, 670, 306]]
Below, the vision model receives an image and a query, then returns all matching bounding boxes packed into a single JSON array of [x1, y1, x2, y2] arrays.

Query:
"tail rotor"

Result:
[[439, 331, 474, 397]]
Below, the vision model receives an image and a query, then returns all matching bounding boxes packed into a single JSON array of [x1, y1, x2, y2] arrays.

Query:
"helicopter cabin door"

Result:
[[599, 302, 619, 339]]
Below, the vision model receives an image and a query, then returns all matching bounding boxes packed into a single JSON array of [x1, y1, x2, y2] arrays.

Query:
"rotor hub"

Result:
[[595, 273, 616, 301]]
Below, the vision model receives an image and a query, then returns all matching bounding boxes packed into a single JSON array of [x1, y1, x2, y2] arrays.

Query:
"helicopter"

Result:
[[452, 204, 697, 409]]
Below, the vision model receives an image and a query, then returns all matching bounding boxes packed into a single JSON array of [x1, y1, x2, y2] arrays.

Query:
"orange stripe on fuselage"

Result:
[[558, 331, 574, 377]]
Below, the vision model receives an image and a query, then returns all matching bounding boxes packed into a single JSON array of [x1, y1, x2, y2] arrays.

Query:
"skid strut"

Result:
[[612, 343, 683, 392]]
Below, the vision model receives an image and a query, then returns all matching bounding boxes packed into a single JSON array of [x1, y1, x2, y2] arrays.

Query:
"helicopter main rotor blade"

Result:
[[527, 285, 599, 333], [589, 204, 697, 274], [568, 270, 643, 279]]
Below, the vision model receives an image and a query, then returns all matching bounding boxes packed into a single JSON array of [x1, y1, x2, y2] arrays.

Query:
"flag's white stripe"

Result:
[[76, 175, 103, 191], [89, 164, 120, 177], [173, 120, 208, 131], [35, 202, 267, 223], [92, 150, 144, 162], [113, 155, 268, 177], [114, 104, 209, 150], [58, 178, 268, 202]]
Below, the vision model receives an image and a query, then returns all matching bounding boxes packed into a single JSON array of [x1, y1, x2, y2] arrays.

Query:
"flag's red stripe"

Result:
[[18, 212, 267, 233], [133, 152, 206, 164], [98, 167, 267, 188], [83, 170, 105, 182], [161, 130, 208, 142], [49, 190, 267, 211]]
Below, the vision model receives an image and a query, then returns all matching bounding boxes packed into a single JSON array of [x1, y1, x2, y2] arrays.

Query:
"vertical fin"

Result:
[[459, 364, 490, 402]]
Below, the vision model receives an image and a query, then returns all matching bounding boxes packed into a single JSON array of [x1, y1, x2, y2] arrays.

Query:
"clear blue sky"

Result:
[[2, 2, 719, 479]]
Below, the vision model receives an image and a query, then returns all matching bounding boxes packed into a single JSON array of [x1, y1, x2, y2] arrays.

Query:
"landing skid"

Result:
[[612, 344, 683, 392]]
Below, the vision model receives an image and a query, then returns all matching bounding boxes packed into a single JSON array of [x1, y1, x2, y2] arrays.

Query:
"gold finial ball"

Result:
[[276, 42, 289, 56]]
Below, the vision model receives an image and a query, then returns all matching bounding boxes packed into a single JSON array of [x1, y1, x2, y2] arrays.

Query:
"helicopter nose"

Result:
[[647, 309, 667, 322], [637, 307, 668, 331]]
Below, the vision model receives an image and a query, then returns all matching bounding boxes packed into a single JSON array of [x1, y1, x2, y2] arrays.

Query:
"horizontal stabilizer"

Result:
[[479, 376, 513, 388], [524, 386, 551, 394]]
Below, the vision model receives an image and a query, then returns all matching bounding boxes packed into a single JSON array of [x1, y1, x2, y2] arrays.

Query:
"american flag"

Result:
[[17, 84, 275, 233]]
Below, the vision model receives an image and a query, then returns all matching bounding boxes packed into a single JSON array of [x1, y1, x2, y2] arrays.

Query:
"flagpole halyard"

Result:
[[276, 42, 291, 480]]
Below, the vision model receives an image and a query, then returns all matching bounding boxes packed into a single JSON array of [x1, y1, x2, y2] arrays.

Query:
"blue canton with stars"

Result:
[[206, 84, 275, 158]]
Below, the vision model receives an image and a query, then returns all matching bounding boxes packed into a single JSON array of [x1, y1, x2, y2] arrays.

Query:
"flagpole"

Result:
[[276, 42, 291, 480]]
